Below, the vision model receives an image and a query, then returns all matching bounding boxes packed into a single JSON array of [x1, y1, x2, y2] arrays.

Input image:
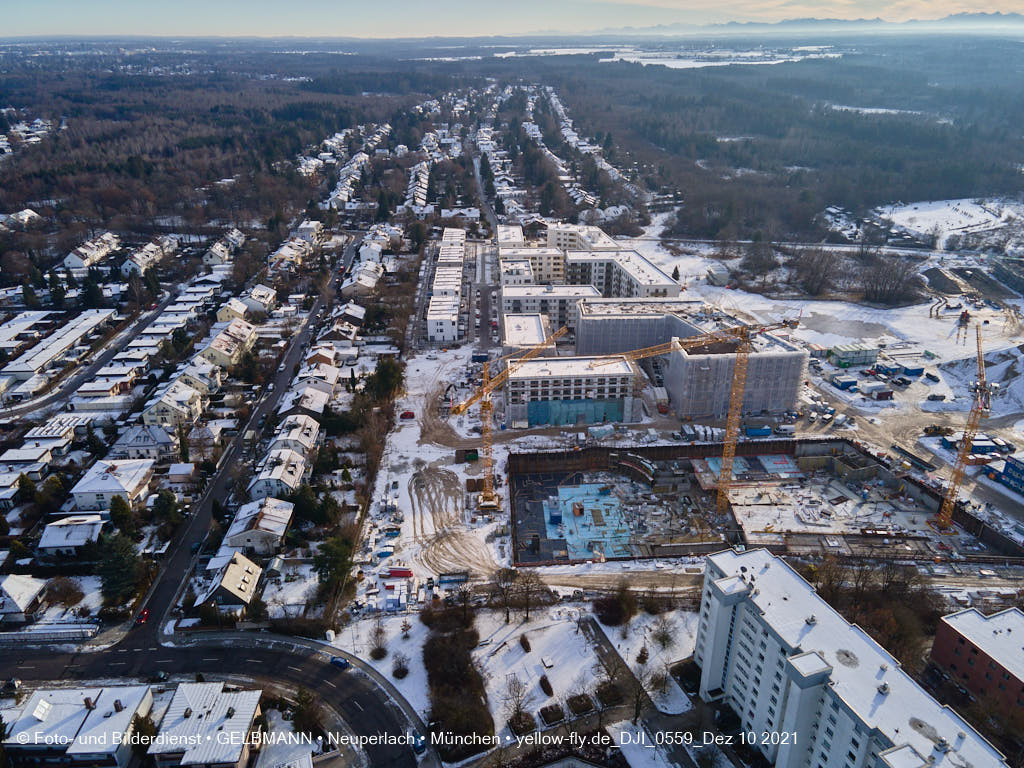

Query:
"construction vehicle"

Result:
[[452, 326, 568, 510], [591, 318, 799, 514], [936, 325, 995, 529]]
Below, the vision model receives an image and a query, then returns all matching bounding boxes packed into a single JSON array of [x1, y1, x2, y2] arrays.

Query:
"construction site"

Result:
[[507, 437, 1024, 567]]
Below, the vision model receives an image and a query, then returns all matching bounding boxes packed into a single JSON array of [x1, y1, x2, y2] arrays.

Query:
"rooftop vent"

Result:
[[936, 738, 950, 753], [184, 707, 192, 718], [114, 699, 124, 713], [226, 707, 235, 718], [877, 683, 890, 695], [84, 697, 96, 710], [805, 615, 817, 626]]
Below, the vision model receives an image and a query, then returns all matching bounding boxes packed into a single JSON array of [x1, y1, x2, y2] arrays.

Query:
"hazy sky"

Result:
[[6, 0, 1022, 38]]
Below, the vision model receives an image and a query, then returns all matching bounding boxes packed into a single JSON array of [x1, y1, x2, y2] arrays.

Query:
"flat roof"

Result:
[[3, 309, 114, 374], [503, 314, 548, 348], [502, 285, 601, 299], [507, 355, 634, 379], [566, 249, 677, 286], [578, 297, 704, 319], [942, 608, 1024, 682], [707, 549, 1007, 768]]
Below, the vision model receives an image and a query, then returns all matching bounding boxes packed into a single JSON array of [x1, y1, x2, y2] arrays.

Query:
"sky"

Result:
[[5, 0, 1023, 38]]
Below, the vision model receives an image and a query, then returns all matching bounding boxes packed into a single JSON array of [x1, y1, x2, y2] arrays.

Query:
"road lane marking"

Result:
[[246, 659, 261, 664], [286, 666, 303, 673], [324, 680, 336, 688], [351, 701, 364, 712], [110, 661, 127, 666], [201, 657, 218, 661]]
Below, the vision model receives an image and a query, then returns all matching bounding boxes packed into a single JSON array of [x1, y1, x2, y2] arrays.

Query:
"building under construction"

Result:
[[507, 437, 1024, 566], [574, 297, 807, 418]]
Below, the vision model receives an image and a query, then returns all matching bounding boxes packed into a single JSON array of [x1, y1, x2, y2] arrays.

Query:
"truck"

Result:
[[471, 352, 489, 363], [744, 425, 773, 437], [775, 424, 796, 435]]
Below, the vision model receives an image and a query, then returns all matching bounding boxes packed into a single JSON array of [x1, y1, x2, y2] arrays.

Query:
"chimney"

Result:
[[84, 697, 96, 710], [113, 700, 124, 713], [226, 707, 235, 718], [184, 707, 192, 718]]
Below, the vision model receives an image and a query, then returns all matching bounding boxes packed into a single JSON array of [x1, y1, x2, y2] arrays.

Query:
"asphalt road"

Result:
[[0, 641, 416, 768], [0, 291, 178, 419], [0, 238, 420, 768]]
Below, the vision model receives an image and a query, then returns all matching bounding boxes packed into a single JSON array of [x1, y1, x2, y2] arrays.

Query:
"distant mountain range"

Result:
[[592, 12, 1024, 37]]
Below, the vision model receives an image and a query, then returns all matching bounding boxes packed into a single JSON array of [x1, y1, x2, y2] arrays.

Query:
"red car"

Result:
[[135, 609, 150, 625], [400, 411, 415, 420]]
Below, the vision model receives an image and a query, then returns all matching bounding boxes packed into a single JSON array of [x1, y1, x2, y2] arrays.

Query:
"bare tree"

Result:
[[516, 569, 544, 622], [794, 247, 840, 296], [651, 614, 674, 651], [370, 615, 388, 659], [859, 256, 921, 305], [502, 672, 532, 722], [492, 567, 518, 623]]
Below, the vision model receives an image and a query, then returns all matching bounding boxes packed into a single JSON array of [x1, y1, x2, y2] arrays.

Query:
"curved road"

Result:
[[0, 240, 421, 768]]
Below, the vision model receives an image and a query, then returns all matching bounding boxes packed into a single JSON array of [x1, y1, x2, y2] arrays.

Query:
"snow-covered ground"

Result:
[[36, 576, 103, 624], [876, 198, 1019, 249], [603, 610, 698, 714]]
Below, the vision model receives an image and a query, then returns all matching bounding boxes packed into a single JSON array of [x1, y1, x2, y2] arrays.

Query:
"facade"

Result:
[[501, 284, 601, 330], [930, 607, 1024, 711], [574, 297, 705, 356], [546, 223, 619, 251], [0, 573, 47, 623], [143, 380, 205, 428], [564, 250, 680, 299], [695, 548, 1007, 768], [149, 682, 261, 768], [499, 258, 535, 286], [269, 414, 320, 458], [663, 336, 807, 419], [498, 247, 564, 283], [247, 449, 306, 499], [223, 497, 294, 555], [199, 320, 256, 369], [109, 425, 179, 461], [38, 515, 106, 557], [832, 344, 880, 368], [216, 298, 249, 323], [4, 685, 153, 768], [985, 455, 1024, 497], [505, 356, 641, 426], [426, 296, 460, 342], [72, 459, 154, 510]]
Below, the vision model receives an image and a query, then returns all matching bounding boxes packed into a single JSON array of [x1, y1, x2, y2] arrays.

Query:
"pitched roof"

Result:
[[0, 573, 47, 613], [148, 682, 261, 765]]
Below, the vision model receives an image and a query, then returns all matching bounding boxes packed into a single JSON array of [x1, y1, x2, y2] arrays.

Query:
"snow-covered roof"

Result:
[[0, 573, 47, 613], [5, 686, 151, 756], [226, 498, 294, 541], [706, 549, 1007, 768], [72, 459, 154, 497], [940, 607, 1024, 683], [148, 682, 260, 765], [38, 515, 105, 550]]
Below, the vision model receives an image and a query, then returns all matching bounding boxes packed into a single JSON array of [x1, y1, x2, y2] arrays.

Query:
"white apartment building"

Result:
[[546, 223, 618, 251], [499, 258, 534, 286], [565, 250, 680, 299], [500, 284, 600, 329], [695, 549, 1008, 768], [505, 355, 640, 426], [426, 296, 460, 342], [496, 224, 526, 248], [499, 247, 564, 283]]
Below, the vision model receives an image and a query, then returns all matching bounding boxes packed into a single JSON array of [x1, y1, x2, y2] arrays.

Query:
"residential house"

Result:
[[3, 685, 154, 768], [37, 515, 106, 557], [216, 298, 250, 324], [178, 359, 222, 396], [143, 380, 205, 428], [247, 449, 305, 499], [71, 460, 154, 510], [223, 498, 294, 555], [197, 552, 263, 610], [269, 414, 320, 458], [243, 284, 276, 316], [109, 425, 179, 462], [148, 682, 261, 768], [0, 574, 47, 623]]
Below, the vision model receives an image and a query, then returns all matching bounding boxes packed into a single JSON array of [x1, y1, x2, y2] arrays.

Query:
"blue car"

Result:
[[411, 733, 426, 755], [329, 656, 350, 670]]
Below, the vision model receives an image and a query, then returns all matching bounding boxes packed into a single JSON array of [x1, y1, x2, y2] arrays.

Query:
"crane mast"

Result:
[[936, 325, 991, 529]]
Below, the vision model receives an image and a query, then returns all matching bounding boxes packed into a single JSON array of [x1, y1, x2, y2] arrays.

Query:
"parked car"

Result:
[[135, 609, 150, 625], [926, 372, 940, 382], [400, 411, 415, 420], [329, 656, 351, 670]]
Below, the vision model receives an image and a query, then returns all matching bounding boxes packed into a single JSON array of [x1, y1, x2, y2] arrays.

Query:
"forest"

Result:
[[467, 35, 1024, 239]]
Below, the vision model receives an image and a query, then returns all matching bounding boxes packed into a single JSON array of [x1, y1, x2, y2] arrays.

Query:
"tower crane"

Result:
[[591, 318, 799, 515], [936, 325, 993, 529], [452, 326, 568, 510]]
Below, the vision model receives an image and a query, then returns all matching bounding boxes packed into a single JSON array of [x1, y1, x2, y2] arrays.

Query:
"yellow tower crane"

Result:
[[452, 326, 569, 510], [936, 325, 992, 529], [591, 318, 799, 515]]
